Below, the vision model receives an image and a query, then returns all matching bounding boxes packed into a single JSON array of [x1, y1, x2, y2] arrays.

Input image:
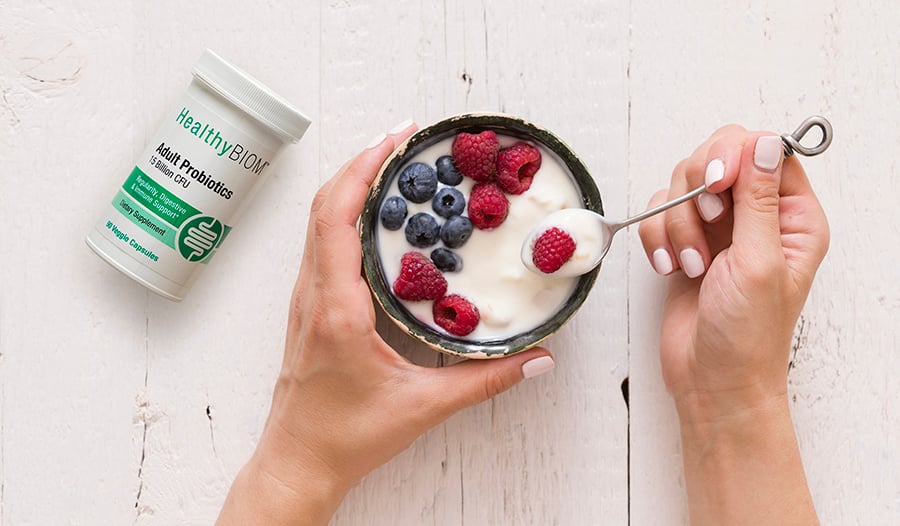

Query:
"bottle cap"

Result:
[[192, 49, 311, 142]]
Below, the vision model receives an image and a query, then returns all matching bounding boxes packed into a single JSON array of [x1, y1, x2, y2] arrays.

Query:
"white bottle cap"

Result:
[[192, 49, 311, 142]]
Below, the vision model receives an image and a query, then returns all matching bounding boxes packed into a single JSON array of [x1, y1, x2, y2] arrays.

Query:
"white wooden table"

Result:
[[2, 1, 897, 524]]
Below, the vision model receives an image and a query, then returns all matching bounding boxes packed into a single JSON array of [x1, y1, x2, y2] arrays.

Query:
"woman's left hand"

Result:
[[217, 121, 555, 526]]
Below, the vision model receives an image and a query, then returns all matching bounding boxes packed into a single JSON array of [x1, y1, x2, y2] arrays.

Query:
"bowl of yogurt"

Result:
[[360, 113, 603, 358]]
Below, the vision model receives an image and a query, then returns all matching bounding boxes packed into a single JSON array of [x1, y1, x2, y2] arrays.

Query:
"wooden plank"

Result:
[[125, 3, 324, 523], [0, 3, 149, 524], [326, 1, 629, 524], [627, 1, 900, 524]]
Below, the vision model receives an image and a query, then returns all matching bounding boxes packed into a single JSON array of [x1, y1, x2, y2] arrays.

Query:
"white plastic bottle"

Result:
[[86, 49, 310, 301]]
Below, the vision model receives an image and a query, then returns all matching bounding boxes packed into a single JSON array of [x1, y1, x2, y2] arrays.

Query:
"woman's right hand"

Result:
[[638, 127, 828, 525], [638, 126, 829, 423]]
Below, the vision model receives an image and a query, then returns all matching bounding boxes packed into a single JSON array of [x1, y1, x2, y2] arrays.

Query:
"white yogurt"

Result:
[[376, 135, 583, 341]]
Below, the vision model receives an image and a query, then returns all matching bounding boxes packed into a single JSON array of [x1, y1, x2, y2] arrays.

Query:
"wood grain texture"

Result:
[[0, 1, 897, 524]]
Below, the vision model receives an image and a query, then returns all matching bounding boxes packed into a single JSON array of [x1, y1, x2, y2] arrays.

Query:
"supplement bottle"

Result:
[[86, 49, 310, 301]]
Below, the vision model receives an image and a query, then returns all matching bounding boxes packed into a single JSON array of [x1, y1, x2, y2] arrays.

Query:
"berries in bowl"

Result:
[[360, 113, 603, 358]]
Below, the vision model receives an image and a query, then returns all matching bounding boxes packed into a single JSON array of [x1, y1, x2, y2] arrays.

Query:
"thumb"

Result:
[[423, 349, 555, 417], [731, 134, 785, 261]]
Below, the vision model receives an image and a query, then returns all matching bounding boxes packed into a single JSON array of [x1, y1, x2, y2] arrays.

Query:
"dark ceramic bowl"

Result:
[[360, 113, 603, 358]]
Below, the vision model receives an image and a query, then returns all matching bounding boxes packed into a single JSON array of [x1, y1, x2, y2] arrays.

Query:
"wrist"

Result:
[[216, 432, 349, 526], [677, 394, 818, 525], [673, 382, 789, 428], [677, 391, 791, 448]]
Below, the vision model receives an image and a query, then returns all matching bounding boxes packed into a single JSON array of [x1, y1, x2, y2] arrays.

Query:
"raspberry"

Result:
[[467, 182, 509, 230], [433, 294, 480, 336], [451, 130, 499, 182], [532, 227, 576, 273], [392, 252, 448, 301], [496, 142, 542, 194]]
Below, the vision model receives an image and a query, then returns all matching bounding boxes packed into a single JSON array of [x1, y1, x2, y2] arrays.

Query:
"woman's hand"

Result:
[[639, 127, 828, 525], [639, 126, 829, 422], [216, 121, 555, 526]]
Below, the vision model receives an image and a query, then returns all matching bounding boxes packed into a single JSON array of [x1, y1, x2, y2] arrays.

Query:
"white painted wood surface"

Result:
[[0, 1, 897, 524]]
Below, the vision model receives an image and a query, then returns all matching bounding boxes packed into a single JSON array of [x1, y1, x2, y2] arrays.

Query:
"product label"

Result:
[[91, 90, 279, 287]]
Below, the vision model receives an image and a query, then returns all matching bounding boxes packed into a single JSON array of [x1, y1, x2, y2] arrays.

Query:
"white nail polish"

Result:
[[522, 356, 555, 379], [754, 136, 783, 172], [388, 118, 414, 135], [697, 192, 725, 222], [652, 248, 674, 275], [365, 132, 387, 150], [679, 248, 705, 278], [705, 159, 725, 187]]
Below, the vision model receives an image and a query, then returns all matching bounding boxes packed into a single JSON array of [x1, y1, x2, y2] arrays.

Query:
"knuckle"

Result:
[[746, 180, 780, 214], [664, 213, 691, 236], [482, 369, 513, 401], [314, 206, 338, 238], [290, 289, 306, 324], [650, 188, 669, 204], [637, 218, 652, 239], [308, 297, 352, 342], [711, 123, 746, 139], [310, 183, 332, 215], [638, 189, 670, 241], [672, 158, 691, 179], [684, 155, 707, 182], [741, 258, 783, 289], [643, 188, 669, 211]]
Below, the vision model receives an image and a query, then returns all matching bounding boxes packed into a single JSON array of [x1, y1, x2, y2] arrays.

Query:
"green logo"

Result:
[[177, 215, 224, 262]]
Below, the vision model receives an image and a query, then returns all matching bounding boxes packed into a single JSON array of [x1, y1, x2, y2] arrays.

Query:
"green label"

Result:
[[115, 166, 233, 263], [177, 215, 225, 262], [122, 167, 200, 228], [112, 190, 177, 248]]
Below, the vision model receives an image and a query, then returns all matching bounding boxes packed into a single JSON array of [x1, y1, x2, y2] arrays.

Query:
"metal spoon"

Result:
[[522, 115, 834, 278]]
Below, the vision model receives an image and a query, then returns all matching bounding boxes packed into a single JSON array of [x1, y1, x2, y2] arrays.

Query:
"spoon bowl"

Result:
[[521, 208, 612, 278]]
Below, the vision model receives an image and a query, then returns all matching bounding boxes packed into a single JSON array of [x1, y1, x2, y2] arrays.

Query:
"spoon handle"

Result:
[[608, 115, 834, 232], [610, 185, 707, 232]]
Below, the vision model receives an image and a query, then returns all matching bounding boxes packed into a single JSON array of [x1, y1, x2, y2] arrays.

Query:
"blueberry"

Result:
[[380, 196, 408, 230], [440, 215, 473, 248], [431, 187, 466, 218], [436, 155, 462, 186], [405, 213, 441, 247], [431, 248, 463, 272], [398, 162, 438, 203]]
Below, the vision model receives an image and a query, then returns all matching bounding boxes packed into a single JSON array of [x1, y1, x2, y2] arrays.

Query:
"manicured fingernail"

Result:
[[705, 159, 725, 187], [388, 118, 414, 135], [679, 248, 705, 278], [652, 248, 674, 275], [697, 192, 725, 222], [522, 355, 555, 379], [754, 136, 783, 172], [365, 132, 387, 150]]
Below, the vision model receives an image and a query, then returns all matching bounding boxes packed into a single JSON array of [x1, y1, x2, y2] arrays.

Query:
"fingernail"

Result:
[[679, 248, 705, 278], [365, 132, 387, 150], [388, 118, 414, 135], [705, 159, 725, 187], [753, 136, 783, 172], [522, 355, 555, 379], [697, 192, 725, 222], [652, 248, 674, 275]]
